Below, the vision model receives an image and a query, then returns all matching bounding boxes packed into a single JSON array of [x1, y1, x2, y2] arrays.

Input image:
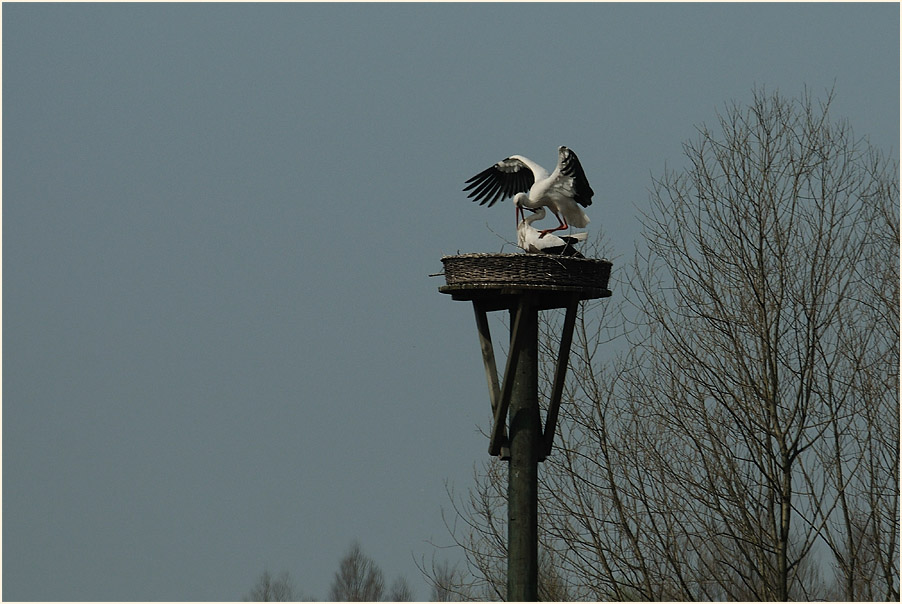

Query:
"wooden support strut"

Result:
[[488, 297, 529, 457], [472, 301, 510, 459], [540, 293, 579, 461]]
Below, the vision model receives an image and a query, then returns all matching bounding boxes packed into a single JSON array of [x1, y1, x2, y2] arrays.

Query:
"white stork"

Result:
[[463, 146, 594, 237], [515, 202, 587, 258]]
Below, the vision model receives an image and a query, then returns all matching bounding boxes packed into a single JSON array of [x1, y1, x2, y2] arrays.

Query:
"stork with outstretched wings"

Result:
[[464, 146, 594, 237]]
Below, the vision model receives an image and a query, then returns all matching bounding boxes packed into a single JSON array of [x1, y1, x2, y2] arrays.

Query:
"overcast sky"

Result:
[[3, 2, 899, 601]]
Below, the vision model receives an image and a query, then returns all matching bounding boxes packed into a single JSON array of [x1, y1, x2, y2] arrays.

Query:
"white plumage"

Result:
[[464, 146, 594, 237], [515, 201, 587, 258]]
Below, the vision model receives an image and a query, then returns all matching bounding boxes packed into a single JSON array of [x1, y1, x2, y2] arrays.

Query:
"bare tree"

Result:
[[387, 576, 414, 602], [245, 542, 412, 602], [329, 541, 386, 601], [244, 570, 296, 602], [424, 559, 465, 602], [436, 87, 899, 601], [623, 85, 898, 600], [824, 153, 900, 601]]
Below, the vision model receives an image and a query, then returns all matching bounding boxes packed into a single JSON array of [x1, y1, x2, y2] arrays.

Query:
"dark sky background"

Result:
[[3, 2, 898, 601]]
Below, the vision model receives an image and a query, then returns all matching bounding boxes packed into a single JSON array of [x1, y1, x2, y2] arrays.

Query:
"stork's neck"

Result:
[[513, 192, 543, 211], [522, 208, 545, 226]]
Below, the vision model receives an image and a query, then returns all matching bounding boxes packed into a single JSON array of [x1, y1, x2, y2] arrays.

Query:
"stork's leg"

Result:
[[538, 211, 568, 238]]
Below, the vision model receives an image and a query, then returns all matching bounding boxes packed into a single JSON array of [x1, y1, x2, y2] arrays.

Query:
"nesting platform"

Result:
[[438, 253, 612, 310], [437, 251, 613, 603], [438, 252, 613, 460]]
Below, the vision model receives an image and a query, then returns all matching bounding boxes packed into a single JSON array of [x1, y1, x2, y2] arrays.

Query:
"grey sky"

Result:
[[3, 2, 898, 601]]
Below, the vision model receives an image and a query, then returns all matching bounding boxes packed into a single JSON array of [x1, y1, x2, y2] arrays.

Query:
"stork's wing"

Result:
[[559, 232, 589, 244], [557, 146, 594, 207], [463, 157, 535, 207], [559, 245, 585, 259], [536, 242, 585, 259]]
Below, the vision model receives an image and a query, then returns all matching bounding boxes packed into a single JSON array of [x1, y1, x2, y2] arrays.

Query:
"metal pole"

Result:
[[508, 297, 539, 601]]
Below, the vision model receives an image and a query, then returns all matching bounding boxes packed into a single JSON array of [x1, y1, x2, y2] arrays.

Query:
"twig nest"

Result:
[[441, 253, 611, 290]]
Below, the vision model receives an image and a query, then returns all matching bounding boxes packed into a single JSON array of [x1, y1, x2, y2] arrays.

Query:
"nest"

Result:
[[441, 253, 611, 290]]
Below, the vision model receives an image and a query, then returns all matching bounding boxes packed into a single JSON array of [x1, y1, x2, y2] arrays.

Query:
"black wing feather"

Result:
[[468, 175, 501, 202], [463, 157, 535, 207], [559, 147, 594, 207], [538, 243, 585, 258]]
